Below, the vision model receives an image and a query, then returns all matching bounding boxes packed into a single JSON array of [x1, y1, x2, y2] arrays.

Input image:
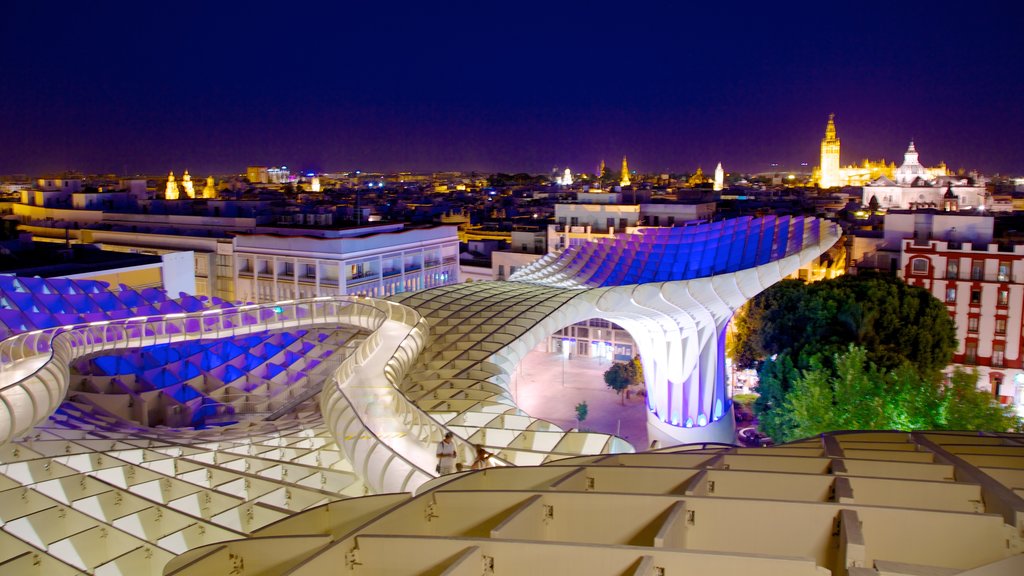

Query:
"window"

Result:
[[970, 289, 981, 305], [619, 218, 628, 230], [606, 218, 615, 231], [993, 344, 1005, 367], [996, 318, 1006, 335], [283, 262, 294, 276], [971, 260, 984, 280], [570, 217, 579, 227], [305, 264, 316, 278], [652, 215, 660, 226], [968, 317, 979, 333], [945, 287, 957, 302], [911, 258, 929, 274], [667, 216, 675, 226], [998, 289, 1009, 306], [965, 342, 977, 364], [946, 260, 959, 279], [998, 262, 1010, 282]]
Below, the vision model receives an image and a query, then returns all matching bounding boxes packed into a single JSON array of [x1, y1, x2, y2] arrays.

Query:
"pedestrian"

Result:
[[471, 445, 493, 470], [436, 431, 457, 475]]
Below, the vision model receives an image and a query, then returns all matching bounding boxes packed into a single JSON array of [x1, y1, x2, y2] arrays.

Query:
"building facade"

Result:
[[814, 114, 895, 188], [233, 224, 460, 302], [901, 236, 1024, 412]]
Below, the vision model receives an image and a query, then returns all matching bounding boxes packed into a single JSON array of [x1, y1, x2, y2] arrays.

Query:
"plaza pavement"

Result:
[[511, 344, 650, 451]]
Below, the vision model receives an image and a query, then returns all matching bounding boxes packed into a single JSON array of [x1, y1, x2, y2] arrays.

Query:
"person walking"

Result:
[[436, 431, 457, 475]]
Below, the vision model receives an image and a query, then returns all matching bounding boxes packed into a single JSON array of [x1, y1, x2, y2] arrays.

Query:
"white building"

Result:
[[549, 202, 715, 252], [863, 142, 990, 211], [233, 224, 460, 302]]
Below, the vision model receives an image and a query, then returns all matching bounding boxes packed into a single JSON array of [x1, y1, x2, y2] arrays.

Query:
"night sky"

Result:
[[2, 2, 1022, 176]]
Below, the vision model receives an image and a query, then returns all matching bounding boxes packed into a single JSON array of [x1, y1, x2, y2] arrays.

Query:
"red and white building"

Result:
[[897, 212, 1024, 414]]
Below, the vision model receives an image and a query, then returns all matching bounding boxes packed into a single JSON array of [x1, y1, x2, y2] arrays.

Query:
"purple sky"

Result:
[[1, 1, 1022, 176]]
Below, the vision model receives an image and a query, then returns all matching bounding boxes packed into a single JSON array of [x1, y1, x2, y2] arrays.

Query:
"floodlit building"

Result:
[[232, 224, 461, 302], [246, 165, 269, 184], [898, 212, 1024, 412], [864, 144, 988, 211], [814, 114, 896, 188]]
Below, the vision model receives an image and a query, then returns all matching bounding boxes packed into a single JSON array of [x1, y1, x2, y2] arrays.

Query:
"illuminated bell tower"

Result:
[[713, 162, 724, 191], [181, 170, 194, 198], [202, 175, 217, 199], [819, 114, 841, 188], [165, 172, 180, 200], [620, 156, 631, 187]]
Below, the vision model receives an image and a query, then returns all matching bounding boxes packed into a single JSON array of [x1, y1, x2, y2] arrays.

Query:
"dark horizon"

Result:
[[2, 2, 1022, 177]]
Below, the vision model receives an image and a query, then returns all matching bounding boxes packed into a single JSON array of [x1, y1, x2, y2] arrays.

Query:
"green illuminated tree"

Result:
[[772, 345, 1019, 442], [734, 273, 958, 436], [942, 369, 1019, 432]]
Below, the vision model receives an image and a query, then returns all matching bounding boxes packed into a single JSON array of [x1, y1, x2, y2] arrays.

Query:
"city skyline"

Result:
[[2, 3, 1022, 176]]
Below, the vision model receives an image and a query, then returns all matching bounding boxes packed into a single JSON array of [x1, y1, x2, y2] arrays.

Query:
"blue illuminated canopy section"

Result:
[[523, 215, 821, 288]]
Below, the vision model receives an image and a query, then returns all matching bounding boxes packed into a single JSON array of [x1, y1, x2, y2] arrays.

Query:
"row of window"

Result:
[[963, 342, 1005, 367], [912, 257, 1012, 282], [945, 286, 1010, 306], [966, 316, 1007, 335]]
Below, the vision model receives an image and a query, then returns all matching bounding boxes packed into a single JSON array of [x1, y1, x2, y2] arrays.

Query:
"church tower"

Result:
[[620, 156, 631, 187], [599, 159, 607, 180], [165, 172, 180, 200], [818, 114, 841, 188], [202, 175, 217, 199], [713, 162, 724, 191], [181, 170, 195, 198]]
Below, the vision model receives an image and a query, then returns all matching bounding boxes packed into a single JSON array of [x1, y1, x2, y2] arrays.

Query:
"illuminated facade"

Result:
[[864, 143, 984, 211], [814, 114, 895, 188], [165, 171, 180, 200], [201, 175, 217, 199], [181, 170, 194, 199], [899, 215, 1024, 414], [686, 167, 708, 187], [232, 224, 461, 302]]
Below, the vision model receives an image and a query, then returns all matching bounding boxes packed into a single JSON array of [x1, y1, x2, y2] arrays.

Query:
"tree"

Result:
[[604, 360, 640, 404], [942, 369, 1019, 432], [737, 273, 960, 439], [868, 195, 880, 213], [574, 401, 589, 425], [734, 274, 957, 377], [603, 363, 631, 404], [770, 345, 1020, 442]]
